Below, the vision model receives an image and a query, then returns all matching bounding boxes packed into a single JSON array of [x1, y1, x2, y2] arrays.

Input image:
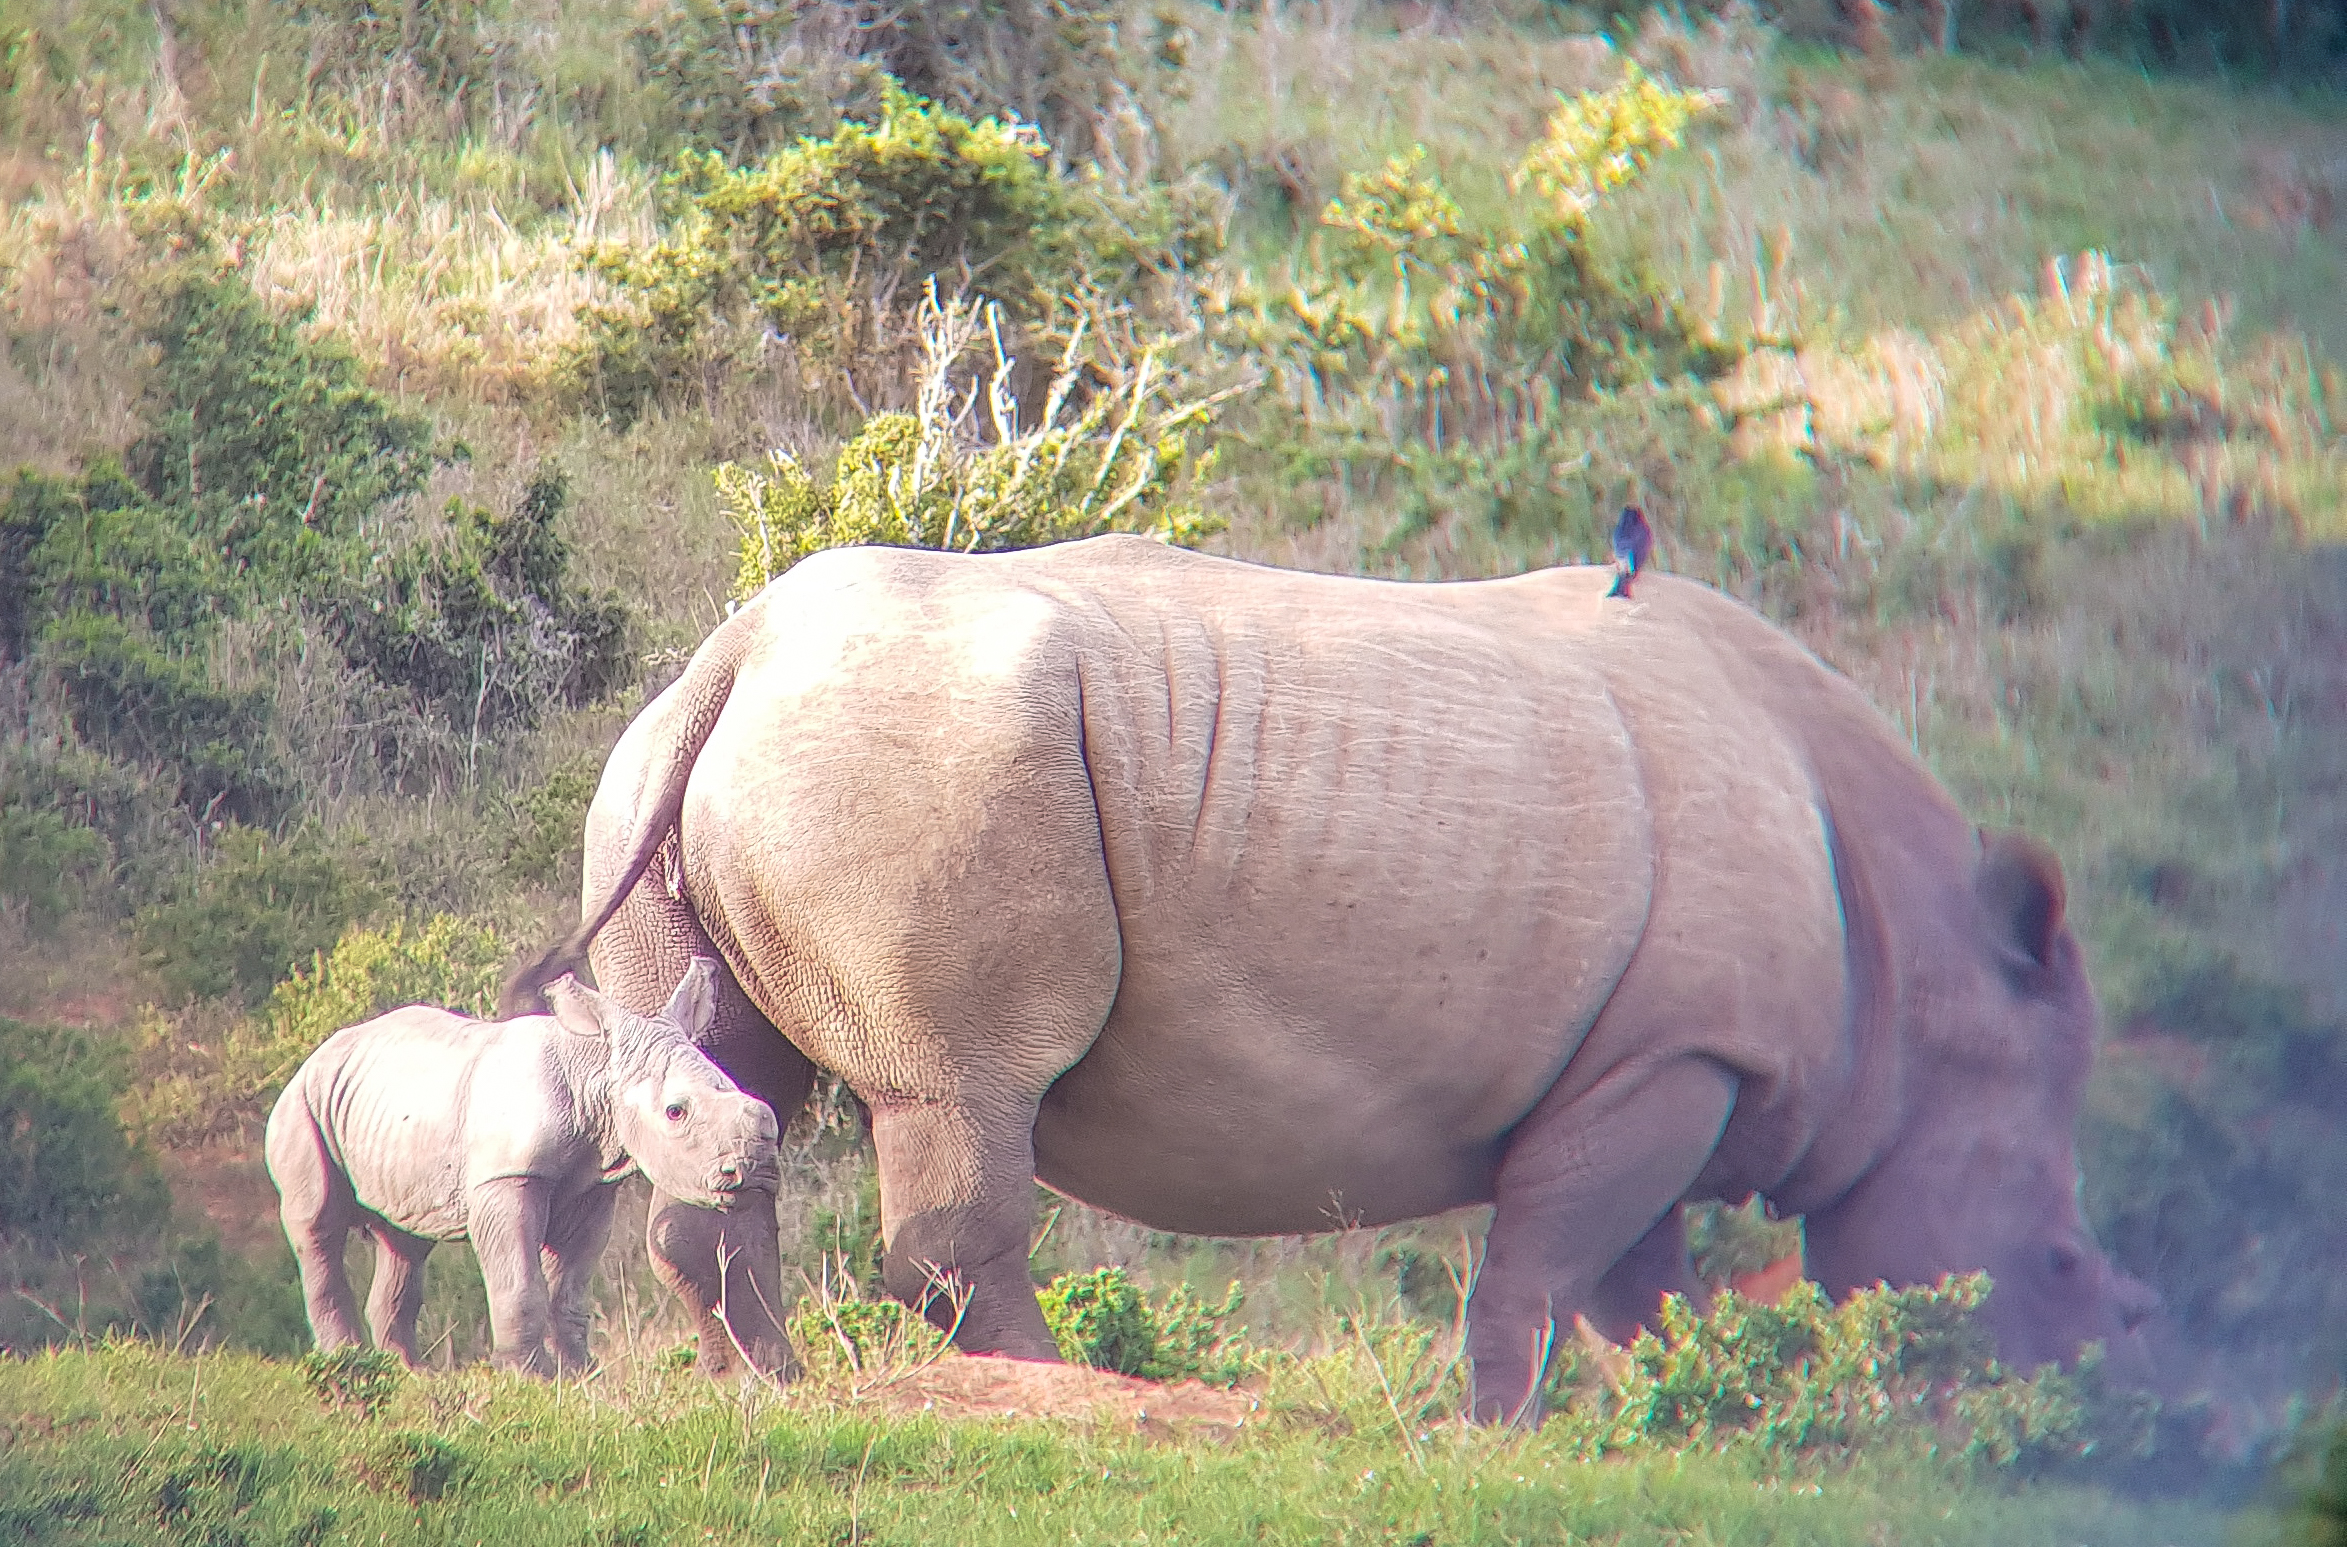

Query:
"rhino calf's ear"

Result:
[[1977, 829, 2068, 978], [662, 956, 721, 1041], [547, 974, 618, 1043]]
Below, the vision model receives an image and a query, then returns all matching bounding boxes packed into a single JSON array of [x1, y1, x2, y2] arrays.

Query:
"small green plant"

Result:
[[299, 1347, 403, 1418], [1039, 1267, 1158, 1376], [786, 1261, 951, 1384], [1540, 1273, 2153, 1472], [1037, 1267, 1257, 1385]]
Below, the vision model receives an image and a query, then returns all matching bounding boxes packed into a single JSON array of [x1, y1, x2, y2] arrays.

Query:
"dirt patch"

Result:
[[860, 1356, 1260, 1431]]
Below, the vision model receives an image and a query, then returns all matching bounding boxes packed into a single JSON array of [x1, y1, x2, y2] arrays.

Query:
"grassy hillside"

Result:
[[3, 0, 2346, 1533]]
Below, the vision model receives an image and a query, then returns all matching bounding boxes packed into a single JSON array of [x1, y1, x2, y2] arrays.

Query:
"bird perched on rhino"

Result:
[[1608, 506, 1654, 598]]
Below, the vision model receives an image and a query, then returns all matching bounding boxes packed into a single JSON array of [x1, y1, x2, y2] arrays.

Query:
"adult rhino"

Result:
[[506, 534, 2154, 1418]]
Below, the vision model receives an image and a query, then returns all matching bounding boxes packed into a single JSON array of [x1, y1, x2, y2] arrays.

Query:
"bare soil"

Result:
[[858, 1355, 1261, 1431]]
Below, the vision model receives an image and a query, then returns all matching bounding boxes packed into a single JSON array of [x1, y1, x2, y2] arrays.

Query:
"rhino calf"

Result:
[[264, 958, 780, 1376]]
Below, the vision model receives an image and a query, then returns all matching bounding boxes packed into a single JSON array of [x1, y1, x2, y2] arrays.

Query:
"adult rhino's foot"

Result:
[[646, 1187, 801, 1382]]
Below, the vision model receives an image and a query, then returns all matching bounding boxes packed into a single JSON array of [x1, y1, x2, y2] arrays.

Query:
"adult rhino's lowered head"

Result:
[[505, 534, 2156, 1416]]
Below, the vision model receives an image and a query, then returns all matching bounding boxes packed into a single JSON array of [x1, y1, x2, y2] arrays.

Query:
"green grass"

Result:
[[0, 1342, 2259, 1547]]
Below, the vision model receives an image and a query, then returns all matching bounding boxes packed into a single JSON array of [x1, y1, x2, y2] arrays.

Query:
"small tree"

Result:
[[715, 281, 1229, 600]]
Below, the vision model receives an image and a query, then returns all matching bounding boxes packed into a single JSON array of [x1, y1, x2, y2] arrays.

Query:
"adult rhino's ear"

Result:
[[662, 956, 720, 1042], [1977, 829, 2068, 979], [546, 974, 617, 1044]]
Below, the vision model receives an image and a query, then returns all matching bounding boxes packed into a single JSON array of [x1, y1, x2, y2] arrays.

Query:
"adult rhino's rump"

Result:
[[507, 534, 2155, 1417]]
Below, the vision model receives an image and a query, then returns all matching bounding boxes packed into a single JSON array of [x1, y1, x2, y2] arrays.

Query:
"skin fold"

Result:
[[506, 535, 2155, 1418]]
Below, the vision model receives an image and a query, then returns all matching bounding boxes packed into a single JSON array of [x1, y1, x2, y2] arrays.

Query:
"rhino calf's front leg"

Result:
[[470, 1176, 557, 1377]]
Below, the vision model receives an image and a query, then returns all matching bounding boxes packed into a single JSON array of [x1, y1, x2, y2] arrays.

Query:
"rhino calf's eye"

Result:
[[665, 1101, 688, 1122]]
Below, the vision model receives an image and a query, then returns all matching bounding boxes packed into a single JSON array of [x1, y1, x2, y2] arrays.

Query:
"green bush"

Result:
[[1038, 1267, 1257, 1386], [1039, 1266, 1158, 1376], [134, 1232, 309, 1357], [0, 802, 109, 932], [786, 1282, 948, 1381], [572, 81, 1219, 425], [1540, 1274, 2157, 1472], [497, 761, 599, 894], [0, 1019, 168, 1250], [338, 465, 630, 739], [132, 826, 385, 1009], [127, 913, 506, 1148]]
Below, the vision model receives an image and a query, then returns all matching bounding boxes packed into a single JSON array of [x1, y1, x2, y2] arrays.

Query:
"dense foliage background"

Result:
[[2, 0, 2345, 1535]]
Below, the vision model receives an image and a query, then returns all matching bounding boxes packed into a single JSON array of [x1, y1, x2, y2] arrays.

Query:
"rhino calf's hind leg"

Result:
[[363, 1224, 436, 1368], [267, 1115, 366, 1353], [1468, 1055, 1739, 1424]]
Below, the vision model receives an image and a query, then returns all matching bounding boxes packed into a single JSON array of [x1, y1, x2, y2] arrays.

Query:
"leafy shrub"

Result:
[[1038, 1267, 1256, 1385], [717, 284, 1223, 598], [128, 913, 506, 1147], [1541, 1274, 2156, 1471], [0, 1019, 168, 1250], [1038, 1266, 1157, 1375], [132, 826, 385, 1008], [0, 802, 109, 932], [497, 761, 599, 894], [786, 1270, 948, 1381], [133, 1232, 309, 1357], [1225, 66, 1726, 455], [572, 82, 1220, 425], [338, 465, 630, 740], [627, 1, 1135, 167]]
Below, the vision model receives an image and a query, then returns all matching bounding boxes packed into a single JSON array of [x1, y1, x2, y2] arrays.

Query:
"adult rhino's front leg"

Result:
[[592, 838, 812, 1380]]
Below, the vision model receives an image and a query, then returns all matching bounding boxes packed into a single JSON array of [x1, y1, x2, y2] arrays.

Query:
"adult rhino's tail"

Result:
[[499, 610, 759, 1018]]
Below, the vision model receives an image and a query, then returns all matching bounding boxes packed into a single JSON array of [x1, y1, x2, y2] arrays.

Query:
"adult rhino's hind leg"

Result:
[[1467, 1056, 1738, 1425], [870, 1097, 1059, 1359], [592, 839, 813, 1381]]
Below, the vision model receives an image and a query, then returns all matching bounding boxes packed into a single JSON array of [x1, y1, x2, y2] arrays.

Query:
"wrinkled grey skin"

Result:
[[505, 535, 2156, 1419], [266, 958, 780, 1376]]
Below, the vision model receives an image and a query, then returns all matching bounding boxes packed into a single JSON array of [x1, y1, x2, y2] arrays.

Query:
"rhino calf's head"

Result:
[[546, 959, 782, 1208], [1802, 831, 2158, 1377]]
